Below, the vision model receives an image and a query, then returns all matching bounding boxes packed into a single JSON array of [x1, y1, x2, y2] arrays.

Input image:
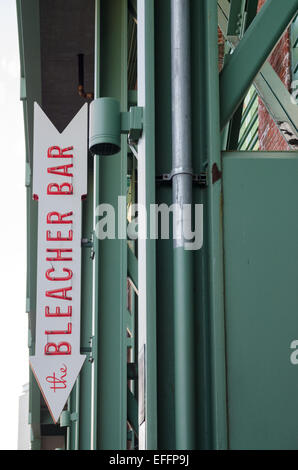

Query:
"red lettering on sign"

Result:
[[45, 323, 72, 335], [46, 268, 73, 281], [47, 183, 73, 195], [47, 164, 73, 177], [46, 249, 73, 262], [46, 365, 68, 391], [46, 287, 72, 301], [46, 230, 73, 241], [47, 146, 74, 159], [47, 212, 73, 224], [45, 306, 72, 318], [44, 342, 71, 356]]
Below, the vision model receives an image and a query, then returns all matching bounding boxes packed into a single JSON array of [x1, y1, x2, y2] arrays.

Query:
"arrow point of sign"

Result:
[[30, 354, 86, 424]]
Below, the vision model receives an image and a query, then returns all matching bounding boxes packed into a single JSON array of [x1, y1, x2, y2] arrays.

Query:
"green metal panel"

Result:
[[223, 151, 298, 450]]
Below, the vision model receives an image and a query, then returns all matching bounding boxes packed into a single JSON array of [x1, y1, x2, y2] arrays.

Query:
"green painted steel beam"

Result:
[[227, 0, 246, 42], [217, 0, 230, 39], [92, 0, 128, 450], [226, 102, 244, 150], [137, 0, 158, 450], [200, 0, 228, 449], [154, 0, 176, 450], [223, 0, 258, 151], [254, 61, 298, 148], [218, 2, 297, 148], [78, 161, 94, 450], [220, 0, 298, 130]]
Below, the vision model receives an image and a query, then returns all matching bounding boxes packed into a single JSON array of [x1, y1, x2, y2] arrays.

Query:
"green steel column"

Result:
[[154, 0, 176, 449], [92, 0, 128, 450], [91, 0, 100, 449], [79, 159, 94, 450], [204, 0, 228, 449], [137, 0, 157, 450]]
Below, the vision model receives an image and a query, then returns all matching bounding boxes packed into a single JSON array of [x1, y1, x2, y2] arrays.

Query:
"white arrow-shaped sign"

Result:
[[30, 103, 88, 423]]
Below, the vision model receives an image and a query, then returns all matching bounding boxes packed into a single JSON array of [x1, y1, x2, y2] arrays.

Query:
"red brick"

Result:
[[257, 0, 291, 151]]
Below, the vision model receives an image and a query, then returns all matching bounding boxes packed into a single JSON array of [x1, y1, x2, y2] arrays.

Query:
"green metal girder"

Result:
[[200, 0, 228, 449], [154, 0, 176, 450], [227, 0, 246, 42], [222, 0, 258, 151], [217, 0, 230, 39], [219, 2, 298, 150], [226, 102, 244, 150], [92, 0, 128, 450], [220, 0, 298, 130], [77, 160, 94, 450], [254, 61, 298, 148]]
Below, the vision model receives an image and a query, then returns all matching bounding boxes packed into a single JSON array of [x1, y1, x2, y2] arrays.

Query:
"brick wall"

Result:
[[258, 0, 292, 150], [218, 27, 225, 72]]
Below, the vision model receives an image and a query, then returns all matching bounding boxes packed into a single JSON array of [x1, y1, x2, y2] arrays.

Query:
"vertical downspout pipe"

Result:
[[171, 0, 196, 449]]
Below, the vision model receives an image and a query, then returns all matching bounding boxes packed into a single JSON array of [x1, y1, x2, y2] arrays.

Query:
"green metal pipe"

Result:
[[220, 0, 298, 129], [173, 248, 196, 449]]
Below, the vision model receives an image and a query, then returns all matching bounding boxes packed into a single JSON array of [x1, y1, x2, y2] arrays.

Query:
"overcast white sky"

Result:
[[0, 0, 28, 450]]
